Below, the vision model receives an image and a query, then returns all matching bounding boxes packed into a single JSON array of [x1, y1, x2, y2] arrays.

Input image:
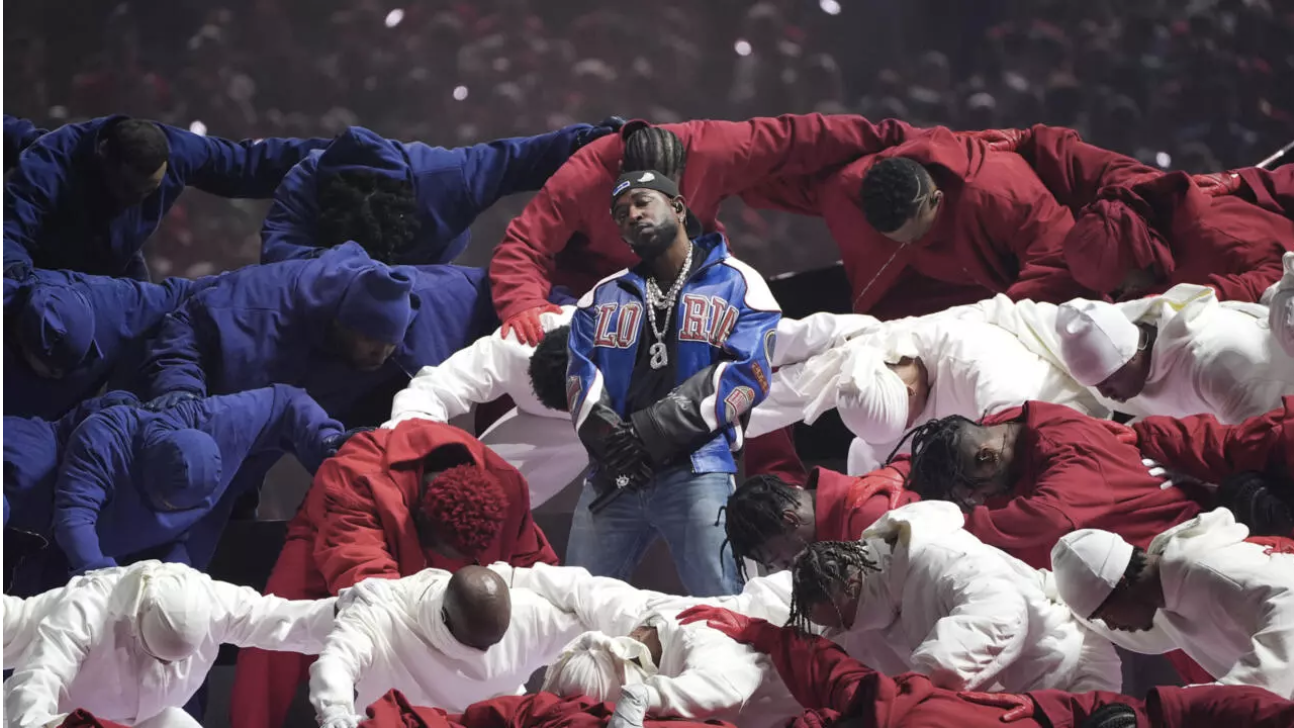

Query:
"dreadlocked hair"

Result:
[[528, 325, 572, 412], [419, 463, 508, 557], [1217, 471, 1294, 537], [859, 157, 931, 233], [887, 414, 979, 501], [787, 541, 879, 634], [1078, 704, 1138, 728], [720, 475, 802, 582], [622, 126, 687, 182], [317, 170, 421, 263]]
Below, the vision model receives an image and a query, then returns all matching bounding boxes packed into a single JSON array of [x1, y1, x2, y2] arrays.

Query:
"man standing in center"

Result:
[[566, 170, 781, 597]]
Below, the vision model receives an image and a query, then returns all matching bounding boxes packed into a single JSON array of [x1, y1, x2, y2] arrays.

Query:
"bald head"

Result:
[[444, 566, 512, 650]]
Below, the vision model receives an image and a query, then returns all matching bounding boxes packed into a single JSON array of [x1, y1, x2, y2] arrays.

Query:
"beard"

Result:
[[627, 214, 680, 261]]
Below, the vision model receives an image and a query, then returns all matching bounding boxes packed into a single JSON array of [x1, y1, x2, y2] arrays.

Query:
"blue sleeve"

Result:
[[258, 385, 344, 473], [4, 115, 47, 167], [259, 155, 326, 264], [165, 127, 330, 199], [630, 267, 782, 463], [93, 276, 191, 343], [453, 124, 594, 211], [3, 134, 75, 277], [169, 490, 240, 571], [52, 416, 126, 574], [138, 296, 213, 399]]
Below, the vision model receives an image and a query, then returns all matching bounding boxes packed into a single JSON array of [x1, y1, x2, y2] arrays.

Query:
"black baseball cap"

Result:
[[610, 169, 680, 209]]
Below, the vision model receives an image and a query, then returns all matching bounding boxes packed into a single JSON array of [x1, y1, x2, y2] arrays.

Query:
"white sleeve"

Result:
[[908, 556, 1029, 691], [308, 602, 382, 723], [1213, 578, 1294, 697], [3, 593, 51, 668], [3, 575, 116, 728], [490, 563, 666, 636], [386, 329, 534, 427], [642, 624, 764, 719], [209, 579, 337, 654], [771, 313, 882, 367], [746, 362, 813, 438]]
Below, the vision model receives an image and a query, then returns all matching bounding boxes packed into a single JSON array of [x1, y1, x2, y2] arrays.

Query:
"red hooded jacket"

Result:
[[740, 128, 1090, 316], [1011, 124, 1162, 214], [487, 114, 919, 321], [755, 619, 1294, 728], [964, 402, 1201, 569], [1064, 171, 1294, 302]]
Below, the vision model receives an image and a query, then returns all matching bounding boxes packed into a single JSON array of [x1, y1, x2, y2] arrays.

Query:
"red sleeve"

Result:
[[1014, 124, 1161, 213], [488, 145, 602, 321], [969, 176, 1092, 304], [843, 460, 920, 537], [1133, 398, 1294, 483], [1206, 245, 1286, 302], [360, 690, 458, 728], [737, 173, 827, 216], [508, 506, 559, 567], [313, 467, 403, 593], [709, 114, 922, 193], [756, 621, 898, 714]]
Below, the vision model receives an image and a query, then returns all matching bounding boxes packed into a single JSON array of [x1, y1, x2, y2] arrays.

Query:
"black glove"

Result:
[[144, 390, 201, 411], [323, 426, 376, 458], [576, 116, 627, 148]]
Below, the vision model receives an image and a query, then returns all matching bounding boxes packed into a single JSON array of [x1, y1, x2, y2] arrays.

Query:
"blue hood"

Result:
[[293, 243, 417, 344], [316, 126, 411, 185], [137, 424, 224, 512]]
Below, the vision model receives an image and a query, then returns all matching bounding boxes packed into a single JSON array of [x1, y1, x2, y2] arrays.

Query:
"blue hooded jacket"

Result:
[[49, 385, 343, 575], [4, 115, 47, 169], [3, 269, 213, 420], [3, 116, 328, 279], [139, 243, 497, 417], [259, 123, 596, 265], [3, 391, 140, 530]]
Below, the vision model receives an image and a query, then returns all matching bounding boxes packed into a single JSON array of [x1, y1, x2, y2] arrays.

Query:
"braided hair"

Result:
[[1217, 471, 1294, 537], [622, 126, 687, 182], [720, 475, 802, 582], [887, 414, 981, 501], [787, 541, 879, 633], [859, 157, 931, 233], [317, 170, 421, 263]]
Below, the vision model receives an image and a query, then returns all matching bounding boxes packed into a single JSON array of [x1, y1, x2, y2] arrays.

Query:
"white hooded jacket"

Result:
[[827, 502, 1122, 693], [3, 561, 335, 728], [492, 563, 800, 728], [1066, 284, 1294, 424], [307, 568, 585, 724], [1079, 509, 1294, 697], [1267, 251, 1294, 358]]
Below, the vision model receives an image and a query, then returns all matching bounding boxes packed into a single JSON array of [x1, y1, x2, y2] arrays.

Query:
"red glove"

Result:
[[677, 605, 776, 650], [957, 691, 1036, 723], [847, 465, 908, 512], [500, 303, 563, 346], [1246, 536, 1294, 555], [1193, 171, 1244, 196], [968, 128, 1028, 153], [1095, 418, 1138, 447]]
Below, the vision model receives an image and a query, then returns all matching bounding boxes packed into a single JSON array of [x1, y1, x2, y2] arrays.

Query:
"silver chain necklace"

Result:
[[643, 244, 695, 370]]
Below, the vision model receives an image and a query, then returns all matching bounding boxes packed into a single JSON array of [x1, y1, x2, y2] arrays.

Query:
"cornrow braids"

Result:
[[318, 170, 421, 263], [720, 475, 802, 582], [859, 157, 930, 234], [887, 414, 980, 501], [787, 541, 878, 633], [1079, 704, 1138, 728], [622, 126, 687, 182], [1217, 471, 1294, 537]]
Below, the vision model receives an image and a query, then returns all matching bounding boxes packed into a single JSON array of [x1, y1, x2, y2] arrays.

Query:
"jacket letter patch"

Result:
[[593, 303, 643, 349], [724, 386, 756, 423], [679, 294, 738, 347]]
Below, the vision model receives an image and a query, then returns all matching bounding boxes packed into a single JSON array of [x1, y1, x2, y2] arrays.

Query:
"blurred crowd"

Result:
[[5, 0, 1293, 277]]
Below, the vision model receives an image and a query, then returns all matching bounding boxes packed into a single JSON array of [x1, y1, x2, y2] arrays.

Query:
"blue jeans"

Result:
[[566, 468, 740, 596]]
